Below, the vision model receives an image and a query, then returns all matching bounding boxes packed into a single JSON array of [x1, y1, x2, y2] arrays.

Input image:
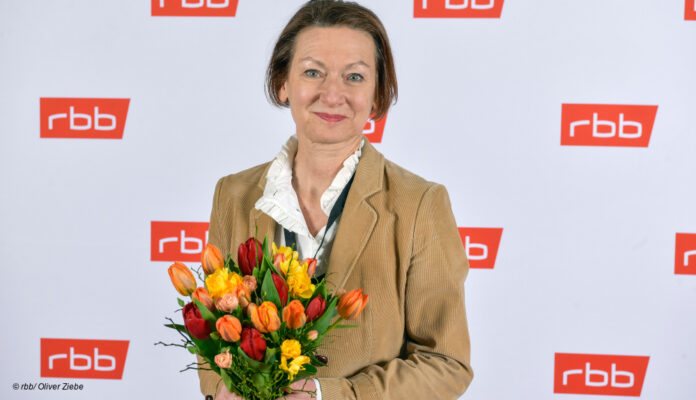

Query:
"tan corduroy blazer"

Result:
[[198, 140, 473, 399]]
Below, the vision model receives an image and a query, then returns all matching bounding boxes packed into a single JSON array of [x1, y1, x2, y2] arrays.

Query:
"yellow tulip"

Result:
[[280, 355, 311, 380], [286, 260, 315, 299], [280, 339, 302, 359], [205, 268, 244, 301]]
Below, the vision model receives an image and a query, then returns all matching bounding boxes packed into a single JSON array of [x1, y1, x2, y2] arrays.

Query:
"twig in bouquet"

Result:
[[193, 265, 205, 284], [164, 317, 195, 344], [153, 341, 188, 349], [180, 361, 213, 373]]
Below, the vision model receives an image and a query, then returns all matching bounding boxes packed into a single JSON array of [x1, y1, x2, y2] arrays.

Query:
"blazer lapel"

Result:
[[326, 140, 385, 290], [248, 163, 277, 244]]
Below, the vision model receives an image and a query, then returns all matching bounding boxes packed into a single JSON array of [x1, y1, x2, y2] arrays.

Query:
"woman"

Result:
[[200, 1, 473, 399]]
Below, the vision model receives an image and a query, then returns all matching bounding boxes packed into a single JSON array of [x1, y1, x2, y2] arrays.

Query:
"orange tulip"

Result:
[[235, 284, 252, 309], [168, 262, 196, 296], [273, 253, 286, 276], [304, 258, 317, 278], [248, 302, 281, 333], [215, 293, 239, 313], [216, 315, 242, 342], [242, 275, 258, 293], [201, 244, 224, 275], [282, 300, 307, 329], [337, 289, 369, 320], [192, 287, 215, 312]]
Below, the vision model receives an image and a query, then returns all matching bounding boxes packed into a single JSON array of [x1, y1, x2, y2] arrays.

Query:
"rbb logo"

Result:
[[40, 98, 130, 139], [561, 104, 658, 147], [457, 227, 503, 269], [362, 114, 388, 143], [41, 338, 129, 379], [675, 233, 696, 275], [554, 353, 649, 396], [151, 0, 238, 17], [151, 221, 209, 262], [414, 0, 504, 18], [687, 0, 696, 20]]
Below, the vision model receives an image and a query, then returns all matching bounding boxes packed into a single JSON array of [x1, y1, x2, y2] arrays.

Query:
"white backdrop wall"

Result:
[[1, 1, 695, 399]]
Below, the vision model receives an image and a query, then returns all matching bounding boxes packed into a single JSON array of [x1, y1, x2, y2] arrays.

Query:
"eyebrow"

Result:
[[298, 56, 371, 69]]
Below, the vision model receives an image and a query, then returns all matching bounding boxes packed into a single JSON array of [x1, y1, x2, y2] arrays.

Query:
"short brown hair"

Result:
[[265, 0, 397, 120]]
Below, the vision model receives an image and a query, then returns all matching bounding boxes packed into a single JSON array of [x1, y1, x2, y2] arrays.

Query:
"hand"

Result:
[[276, 379, 317, 399], [215, 385, 245, 400]]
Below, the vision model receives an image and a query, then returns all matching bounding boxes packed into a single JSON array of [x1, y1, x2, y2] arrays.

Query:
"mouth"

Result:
[[314, 112, 347, 123]]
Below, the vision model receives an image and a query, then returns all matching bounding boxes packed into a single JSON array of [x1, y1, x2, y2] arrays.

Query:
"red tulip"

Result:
[[240, 327, 266, 361], [305, 295, 326, 322], [182, 302, 211, 340], [272, 273, 288, 307], [238, 238, 262, 276]]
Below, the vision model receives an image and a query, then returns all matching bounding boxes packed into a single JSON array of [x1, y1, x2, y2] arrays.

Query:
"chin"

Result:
[[299, 125, 363, 146]]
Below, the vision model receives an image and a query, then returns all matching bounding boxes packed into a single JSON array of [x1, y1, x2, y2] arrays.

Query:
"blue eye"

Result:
[[348, 73, 364, 82], [304, 70, 320, 78]]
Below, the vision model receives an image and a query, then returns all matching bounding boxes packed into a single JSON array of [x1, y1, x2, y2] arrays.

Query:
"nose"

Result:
[[319, 74, 345, 107]]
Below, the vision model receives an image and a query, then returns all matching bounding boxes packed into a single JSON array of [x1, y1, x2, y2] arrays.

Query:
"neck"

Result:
[[293, 135, 361, 200]]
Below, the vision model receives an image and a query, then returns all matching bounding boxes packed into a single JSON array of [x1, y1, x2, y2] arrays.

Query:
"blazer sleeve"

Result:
[[318, 184, 474, 400], [198, 178, 225, 398]]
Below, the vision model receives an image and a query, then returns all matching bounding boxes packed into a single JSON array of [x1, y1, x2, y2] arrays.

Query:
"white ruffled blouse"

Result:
[[254, 135, 364, 278]]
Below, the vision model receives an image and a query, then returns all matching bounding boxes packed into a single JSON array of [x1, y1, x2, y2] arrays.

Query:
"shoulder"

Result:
[[212, 161, 271, 212], [215, 162, 271, 196], [381, 157, 444, 203]]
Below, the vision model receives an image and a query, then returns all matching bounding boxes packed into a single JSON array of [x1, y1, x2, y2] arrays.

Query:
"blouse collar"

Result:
[[254, 135, 364, 236]]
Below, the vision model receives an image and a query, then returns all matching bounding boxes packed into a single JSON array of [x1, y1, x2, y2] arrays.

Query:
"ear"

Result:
[[278, 81, 289, 104]]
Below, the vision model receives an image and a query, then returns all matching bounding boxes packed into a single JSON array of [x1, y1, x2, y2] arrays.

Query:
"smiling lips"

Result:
[[315, 112, 346, 123]]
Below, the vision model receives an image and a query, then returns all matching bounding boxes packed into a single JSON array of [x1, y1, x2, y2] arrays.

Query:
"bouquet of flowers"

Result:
[[161, 236, 368, 400]]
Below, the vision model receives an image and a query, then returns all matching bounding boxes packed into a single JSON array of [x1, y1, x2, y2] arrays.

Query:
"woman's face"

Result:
[[279, 26, 377, 147]]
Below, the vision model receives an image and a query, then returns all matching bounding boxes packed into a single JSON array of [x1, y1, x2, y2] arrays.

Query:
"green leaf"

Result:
[[252, 265, 260, 281], [192, 298, 216, 323], [220, 369, 242, 395], [164, 323, 186, 332], [262, 236, 271, 259], [263, 346, 278, 365], [177, 298, 185, 307], [237, 346, 266, 371], [187, 345, 197, 354], [311, 296, 338, 334], [261, 269, 282, 310], [335, 324, 359, 329], [210, 332, 220, 341], [225, 254, 241, 275], [190, 336, 219, 360], [310, 353, 327, 366], [252, 372, 272, 398], [313, 281, 328, 301]]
